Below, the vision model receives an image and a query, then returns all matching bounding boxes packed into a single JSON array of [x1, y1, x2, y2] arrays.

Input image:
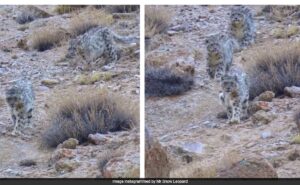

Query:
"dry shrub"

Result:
[[55, 5, 86, 14], [170, 160, 217, 178], [145, 64, 194, 97], [16, 11, 35, 24], [262, 5, 300, 21], [105, 5, 139, 13], [29, 27, 68, 51], [245, 41, 300, 99], [69, 9, 114, 37], [295, 109, 300, 133], [145, 6, 172, 37], [41, 88, 139, 148]]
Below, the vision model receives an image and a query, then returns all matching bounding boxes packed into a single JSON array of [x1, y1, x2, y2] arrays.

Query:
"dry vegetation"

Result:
[[145, 6, 172, 37], [295, 109, 300, 133], [245, 41, 300, 99], [105, 5, 139, 13], [262, 5, 300, 21], [16, 11, 35, 24], [55, 5, 86, 14], [29, 27, 68, 51], [69, 8, 114, 37], [41, 89, 139, 148]]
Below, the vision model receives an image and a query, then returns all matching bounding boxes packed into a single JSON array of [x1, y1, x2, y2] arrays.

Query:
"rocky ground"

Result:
[[0, 5, 139, 178], [146, 5, 300, 178]]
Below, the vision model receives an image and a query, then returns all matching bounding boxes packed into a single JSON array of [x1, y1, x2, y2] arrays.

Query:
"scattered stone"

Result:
[[284, 86, 300, 98], [49, 149, 76, 164], [291, 135, 300, 144], [55, 160, 79, 173], [249, 101, 271, 114], [59, 138, 79, 149], [19, 159, 37, 167], [88, 133, 111, 145], [145, 128, 170, 178], [261, 131, 272, 139], [182, 142, 204, 154], [256, 91, 275, 102], [167, 30, 178, 36], [217, 156, 278, 178], [102, 153, 139, 178], [252, 110, 277, 124], [216, 111, 228, 119], [41, 79, 60, 87]]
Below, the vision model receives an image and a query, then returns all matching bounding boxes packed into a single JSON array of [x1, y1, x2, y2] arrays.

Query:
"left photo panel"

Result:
[[0, 5, 140, 178]]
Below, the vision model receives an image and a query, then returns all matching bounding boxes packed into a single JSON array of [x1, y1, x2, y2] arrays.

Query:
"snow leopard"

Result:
[[5, 78, 35, 135], [205, 33, 238, 81], [219, 67, 249, 124], [66, 26, 138, 67], [229, 5, 256, 48]]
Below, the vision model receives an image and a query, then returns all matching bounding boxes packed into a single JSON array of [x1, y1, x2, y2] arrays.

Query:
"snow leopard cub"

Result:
[[5, 78, 35, 135], [219, 67, 249, 124], [229, 5, 256, 48], [205, 33, 237, 81]]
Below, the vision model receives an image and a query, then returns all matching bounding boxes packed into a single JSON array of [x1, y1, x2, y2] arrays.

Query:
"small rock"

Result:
[[291, 135, 300, 144], [41, 79, 60, 87], [167, 30, 178, 36], [252, 110, 277, 124], [59, 138, 79, 149], [55, 160, 79, 173], [287, 149, 300, 161], [101, 65, 113, 71], [249, 101, 271, 114], [182, 142, 204, 154], [169, 25, 185, 32], [217, 156, 278, 178], [256, 91, 275, 102], [261, 131, 272, 139], [19, 159, 37, 167], [284, 86, 300, 98], [88, 133, 110, 145], [49, 149, 76, 164], [216, 111, 228, 119]]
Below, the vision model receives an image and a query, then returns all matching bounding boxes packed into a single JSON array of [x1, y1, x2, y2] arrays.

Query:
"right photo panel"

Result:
[[145, 5, 300, 178]]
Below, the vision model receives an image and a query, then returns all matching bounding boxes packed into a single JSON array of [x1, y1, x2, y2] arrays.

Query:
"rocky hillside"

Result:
[[0, 5, 139, 178], [145, 5, 300, 178]]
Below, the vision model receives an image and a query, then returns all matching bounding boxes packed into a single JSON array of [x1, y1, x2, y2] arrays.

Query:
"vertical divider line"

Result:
[[139, 4, 145, 178]]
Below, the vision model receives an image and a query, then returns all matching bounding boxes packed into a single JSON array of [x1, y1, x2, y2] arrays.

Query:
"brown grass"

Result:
[[69, 8, 114, 37], [55, 5, 86, 14], [244, 41, 300, 99], [170, 160, 217, 178], [29, 27, 68, 51], [145, 6, 172, 37], [262, 5, 300, 21], [41, 88, 139, 148]]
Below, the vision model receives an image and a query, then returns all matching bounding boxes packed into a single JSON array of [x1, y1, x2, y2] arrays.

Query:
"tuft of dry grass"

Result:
[[69, 9, 114, 37], [145, 6, 172, 37], [29, 27, 68, 51], [55, 5, 86, 14], [75, 72, 115, 85], [244, 41, 300, 99], [41, 88, 139, 148], [105, 5, 139, 13], [262, 5, 300, 22]]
